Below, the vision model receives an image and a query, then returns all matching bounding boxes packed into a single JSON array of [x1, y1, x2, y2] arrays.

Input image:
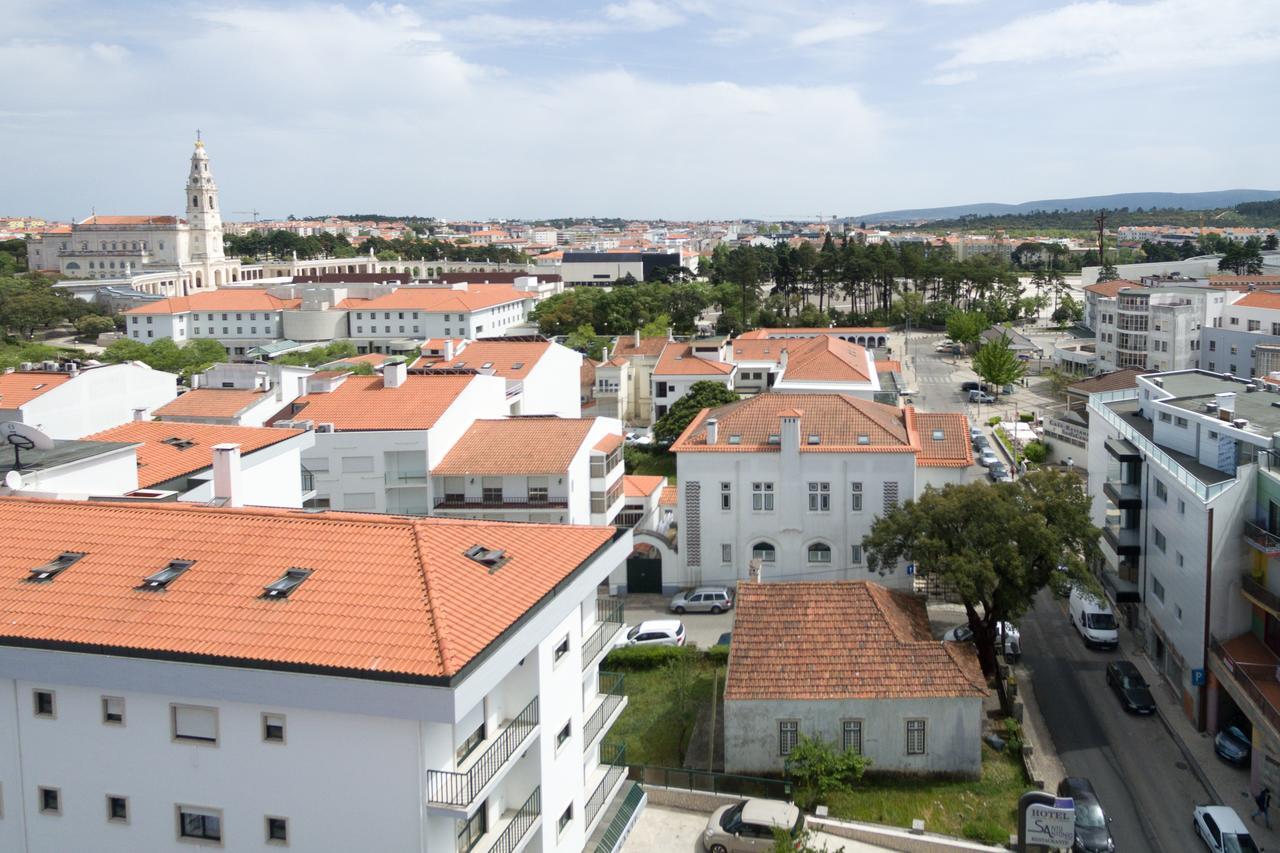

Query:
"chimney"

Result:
[[132, 407, 148, 422], [384, 358, 407, 389], [211, 443, 243, 507], [779, 348, 789, 376], [634, 329, 641, 347], [748, 557, 763, 583], [602, 342, 611, 361], [444, 339, 456, 361], [1216, 392, 1236, 420], [705, 417, 718, 445], [780, 410, 802, 455], [667, 326, 674, 342]]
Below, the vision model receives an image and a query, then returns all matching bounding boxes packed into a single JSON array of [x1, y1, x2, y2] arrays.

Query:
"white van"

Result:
[[1069, 587, 1119, 649]]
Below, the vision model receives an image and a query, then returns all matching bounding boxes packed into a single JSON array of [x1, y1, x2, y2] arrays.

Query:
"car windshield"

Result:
[[627, 626, 640, 640], [1075, 802, 1106, 828], [720, 802, 745, 831], [1226, 832, 1260, 853], [1087, 613, 1117, 630], [1122, 676, 1147, 689]]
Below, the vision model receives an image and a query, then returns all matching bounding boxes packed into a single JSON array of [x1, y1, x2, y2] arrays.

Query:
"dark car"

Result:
[[1215, 723, 1252, 765], [1056, 777, 1114, 853], [973, 434, 991, 452], [1105, 660, 1156, 714], [716, 631, 732, 647], [961, 381, 981, 392]]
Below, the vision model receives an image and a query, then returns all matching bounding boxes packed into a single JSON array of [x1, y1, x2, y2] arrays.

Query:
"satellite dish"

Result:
[[1, 421, 55, 451], [4, 470, 22, 490]]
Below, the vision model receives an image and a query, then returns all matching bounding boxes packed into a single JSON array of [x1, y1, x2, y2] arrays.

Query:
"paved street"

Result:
[[621, 593, 735, 649], [1021, 590, 1215, 853]]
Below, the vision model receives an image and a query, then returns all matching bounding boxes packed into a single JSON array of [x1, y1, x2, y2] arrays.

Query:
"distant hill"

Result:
[[858, 190, 1280, 224]]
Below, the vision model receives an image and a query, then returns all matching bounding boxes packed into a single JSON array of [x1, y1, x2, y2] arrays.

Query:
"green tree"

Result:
[[564, 323, 604, 360], [972, 335, 1026, 397], [783, 734, 869, 811], [639, 313, 671, 339], [1096, 261, 1120, 282], [1219, 239, 1265, 275], [1264, 234, 1278, 251], [944, 310, 985, 352], [74, 314, 117, 338], [101, 338, 151, 363], [1052, 295, 1084, 324], [863, 469, 1099, 675], [652, 381, 740, 445], [0, 292, 67, 338]]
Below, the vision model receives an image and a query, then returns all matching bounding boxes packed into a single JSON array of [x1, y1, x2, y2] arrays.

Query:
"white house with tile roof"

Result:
[[0, 362, 178, 440], [428, 336, 583, 418]]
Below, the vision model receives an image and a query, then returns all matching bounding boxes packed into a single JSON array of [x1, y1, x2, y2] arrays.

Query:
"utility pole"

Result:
[[1095, 211, 1106, 267]]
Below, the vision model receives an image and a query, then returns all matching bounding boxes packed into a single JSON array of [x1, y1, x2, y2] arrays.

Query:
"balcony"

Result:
[[1243, 575, 1280, 617], [585, 743, 628, 833], [486, 787, 540, 853], [1101, 524, 1141, 555], [1244, 522, 1280, 556], [584, 671, 627, 748], [426, 697, 539, 813], [582, 598, 626, 671], [434, 497, 568, 511], [504, 380, 523, 400], [385, 471, 428, 487], [300, 465, 315, 498], [1103, 480, 1142, 508], [1209, 633, 1280, 739]]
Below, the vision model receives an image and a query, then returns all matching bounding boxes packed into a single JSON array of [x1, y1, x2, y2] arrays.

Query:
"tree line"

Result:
[[223, 229, 528, 265]]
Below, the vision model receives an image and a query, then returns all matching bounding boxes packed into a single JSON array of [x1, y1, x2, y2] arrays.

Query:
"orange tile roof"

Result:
[[673, 393, 911, 453], [912, 410, 974, 468], [322, 352, 397, 368], [724, 582, 986, 701], [434, 418, 602, 475], [612, 335, 669, 358], [878, 359, 901, 373], [339, 285, 526, 312], [735, 326, 889, 340], [83, 421, 304, 488], [1231, 291, 1280, 310], [1210, 275, 1280, 285], [654, 343, 735, 376], [431, 340, 551, 379], [659, 484, 677, 506], [1083, 279, 1141, 297], [782, 336, 872, 382], [593, 432, 624, 453], [153, 388, 268, 421], [0, 371, 73, 407], [285, 374, 477, 432], [124, 290, 301, 315], [623, 474, 666, 498], [0, 497, 617, 681]]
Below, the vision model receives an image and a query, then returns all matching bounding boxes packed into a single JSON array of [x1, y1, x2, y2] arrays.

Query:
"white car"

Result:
[[943, 621, 1019, 644], [1193, 805, 1259, 853], [620, 619, 686, 648], [978, 448, 999, 467]]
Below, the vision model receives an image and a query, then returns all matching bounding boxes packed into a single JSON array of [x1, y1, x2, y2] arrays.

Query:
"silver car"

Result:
[[703, 799, 804, 853], [670, 586, 734, 614]]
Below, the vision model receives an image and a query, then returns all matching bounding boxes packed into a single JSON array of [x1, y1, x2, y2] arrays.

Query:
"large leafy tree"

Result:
[[972, 334, 1026, 397], [944, 310, 986, 352], [864, 469, 1100, 675], [1219, 239, 1265, 275], [653, 380, 739, 445]]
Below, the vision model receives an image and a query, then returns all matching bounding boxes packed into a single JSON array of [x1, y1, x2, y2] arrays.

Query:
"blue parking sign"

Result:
[[1191, 668, 1206, 686], [906, 563, 916, 575]]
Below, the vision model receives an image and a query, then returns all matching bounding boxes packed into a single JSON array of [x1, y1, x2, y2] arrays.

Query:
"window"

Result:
[[779, 720, 799, 756], [721, 544, 732, 564], [558, 805, 573, 835], [1154, 480, 1167, 501], [178, 805, 222, 843], [807, 542, 832, 563], [1176, 552, 1184, 568], [457, 803, 488, 851], [851, 545, 863, 564], [39, 786, 60, 815], [842, 720, 863, 754], [172, 704, 218, 744], [556, 721, 571, 749], [527, 478, 548, 504], [850, 482, 863, 511], [1178, 499, 1185, 515], [751, 482, 774, 511], [1250, 320, 1262, 332], [807, 482, 831, 511], [1158, 412, 1171, 423], [1209, 340, 1217, 352], [752, 542, 776, 563], [102, 696, 125, 725], [720, 481, 731, 510], [906, 719, 927, 755], [1152, 576, 1165, 601], [554, 635, 570, 662], [108, 795, 129, 824], [33, 689, 55, 718], [262, 713, 286, 743], [482, 477, 503, 503], [457, 721, 486, 763], [1175, 416, 1188, 428], [1153, 528, 1166, 553], [266, 816, 288, 844]]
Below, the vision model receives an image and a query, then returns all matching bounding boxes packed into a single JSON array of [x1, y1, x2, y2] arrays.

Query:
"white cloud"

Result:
[[604, 0, 685, 30], [790, 17, 884, 47], [926, 70, 976, 85]]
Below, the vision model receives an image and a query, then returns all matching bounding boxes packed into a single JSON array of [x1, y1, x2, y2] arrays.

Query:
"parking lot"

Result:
[[621, 593, 734, 649], [622, 805, 886, 852]]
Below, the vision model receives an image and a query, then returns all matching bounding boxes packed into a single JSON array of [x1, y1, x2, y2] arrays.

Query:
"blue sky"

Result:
[[3, 0, 1277, 220]]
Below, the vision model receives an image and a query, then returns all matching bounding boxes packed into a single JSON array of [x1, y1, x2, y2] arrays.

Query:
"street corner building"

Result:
[[722, 581, 988, 778]]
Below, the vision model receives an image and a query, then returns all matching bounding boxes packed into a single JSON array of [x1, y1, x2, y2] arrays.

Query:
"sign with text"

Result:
[[1025, 798, 1075, 848]]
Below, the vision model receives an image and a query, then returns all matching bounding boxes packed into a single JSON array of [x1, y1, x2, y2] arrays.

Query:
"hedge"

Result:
[[603, 644, 697, 670]]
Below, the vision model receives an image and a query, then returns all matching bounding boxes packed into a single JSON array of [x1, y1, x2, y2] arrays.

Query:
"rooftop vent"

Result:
[[807, 434, 821, 445], [262, 567, 313, 600], [932, 429, 946, 441], [464, 545, 509, 573], [1234, 418, 1249, 429], [161, 437, 196, 450], [26, 551, 86, 583], [137, 559, 194, 591]]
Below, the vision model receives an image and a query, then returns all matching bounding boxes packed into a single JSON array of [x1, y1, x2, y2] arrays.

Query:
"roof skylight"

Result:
[[26, 551, 86, 583], [464, 544, 509, 573], [137, 559, 194, 591], [262, 567, 313, 600]]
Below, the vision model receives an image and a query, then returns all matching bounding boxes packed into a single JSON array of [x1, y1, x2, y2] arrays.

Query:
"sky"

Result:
[[3, 0, 1278, 221]]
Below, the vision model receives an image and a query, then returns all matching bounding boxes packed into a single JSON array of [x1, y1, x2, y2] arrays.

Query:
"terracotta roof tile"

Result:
[[912, 410, 974, 467], [125, 291, 301, 315], [659, 485, 677, 506], [0, 498, 616, 681], [623, 474, 665, 497], [735, 327, 889, 340], [339, 286, 526, 312], [724, 582, 987, 701], [654, 343, 735, 376], [434, 418, 604, 475], [83, 421, 303, 488], [673, 393, 911, 453], [285, 374, 476, 432], [783, 336, 872, 382], [1083, 279, 1141, 297], [1231, 291, 1280, 310], [431, 340, 552, 379], [154, 388, 268, 420], [593, 432, 624, 453], [79, 215, 178, 225], [0, 371, 72, 407], [612, 336, 668, 358]]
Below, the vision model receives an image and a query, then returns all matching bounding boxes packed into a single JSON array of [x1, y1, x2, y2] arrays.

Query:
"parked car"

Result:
[[624, 431, 640, 443], [961, 381, 981, 392], [943, 621, 1019, 646], [702, 799, 805, 853], [1056, 778, 1114, 853], [1069, 587, 1119, 649], [969, 425, 984, 442], [988, 462, 1013, 483], [670, 586, 734, 614], [968, 389, 996, 404], [972, 434, 991, 452], [716, 631, 732, 647], [1214, 723, 1252, 765], [977, 448, 999, 467], [1193, 805, 1260, 853], [621, 620, 686, 647], [1105, 660, 1156, 714]]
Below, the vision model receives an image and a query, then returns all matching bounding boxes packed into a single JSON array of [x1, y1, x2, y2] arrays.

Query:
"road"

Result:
[[1021, 590, 1213, 852]]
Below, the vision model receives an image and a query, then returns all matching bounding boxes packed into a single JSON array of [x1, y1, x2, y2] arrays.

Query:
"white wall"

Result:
[[521, 345, 583, 418], [0, 447, 139, 499], [16, 365, 178, 440], [177, 433, 313, 509]]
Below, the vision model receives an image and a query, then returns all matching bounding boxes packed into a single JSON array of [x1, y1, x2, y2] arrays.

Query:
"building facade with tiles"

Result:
[[0, 499, 636, 853]]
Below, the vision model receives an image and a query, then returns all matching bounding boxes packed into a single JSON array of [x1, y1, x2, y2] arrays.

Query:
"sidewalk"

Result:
[[1119, 624, 1280, 845]]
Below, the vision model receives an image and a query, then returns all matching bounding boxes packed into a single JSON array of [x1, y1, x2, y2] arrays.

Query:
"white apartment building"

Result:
[[430, 418, 624, 525], [1090, 283, 1228, 372], [597, 333, 668, 425], [124, 290, 298, 357], [282, 362, 508, 514], [650, 342, 736, 422], [344, 285, 532, 344], [0, 362, 178, 440], [1200, 290, 1280, 378], [616, 475, 670, 532], [669, 393, 972, 593], [0, 497, 637, 853], [153, 362, 312, 427], [429, 337, 584, 418]]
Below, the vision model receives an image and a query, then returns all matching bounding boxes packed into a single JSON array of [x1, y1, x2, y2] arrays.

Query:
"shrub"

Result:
[[785, 734, 870, 811], [987, 415, 1001, 427], [1018, 412, 1035, 423], [1022, 441, 1049, 464], [1002, 717, 1024, 753], [706, 645, 730, 666], [602, 644, 694, 670], [962, 818, 1009, 845]]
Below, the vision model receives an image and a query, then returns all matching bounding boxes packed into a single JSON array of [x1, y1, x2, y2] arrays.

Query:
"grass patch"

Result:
[[624, 446, 677, 482], [609, 659, 718, 767], [823, 744, 1026, 841]]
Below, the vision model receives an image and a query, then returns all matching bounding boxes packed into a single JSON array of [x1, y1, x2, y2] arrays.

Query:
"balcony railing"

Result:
[[426, 697, 539, 808], [1243, 575, 1280, 616], [487, 787, 539, 853], [434, 498, 568, 510], [1102, 479, 1141, 507], [300, 466, 314, 493], [385, 471, 429, 486], [1244, 522, 1280, 555], [582, 598, 625, 670], [584, 671, 626, 746], [1210, 636, 1280, 735], [1101, 525, 1140, 553], [585, 743, 627, 829]]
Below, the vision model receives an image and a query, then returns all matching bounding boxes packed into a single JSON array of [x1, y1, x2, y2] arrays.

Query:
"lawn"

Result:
[[607, 659, 719, 767], [623, 447, 677, 482], [824, 743, 1027, 843]]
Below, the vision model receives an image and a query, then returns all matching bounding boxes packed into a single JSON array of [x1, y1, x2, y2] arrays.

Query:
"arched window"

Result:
[[807, 542, 832, 563], [209, 196, 215, 209], [193, 195, 199, 207], [751, 542, 776, 563], [66, 262, 81, 270]]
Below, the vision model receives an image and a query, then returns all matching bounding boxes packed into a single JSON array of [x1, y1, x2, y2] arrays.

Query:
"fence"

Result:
[[625, 764, 791, 801], [425, 696, 539, 807]]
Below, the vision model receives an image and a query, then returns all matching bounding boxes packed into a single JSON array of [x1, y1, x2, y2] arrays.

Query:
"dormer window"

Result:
[[728, 434, 742, 444], [857, 435, 870, 445], [807, 434, 821, 445], [932, 429, 946, 441], [766, 434, 781, 445], [262, 567, 313, 599], [27, 552, 86, 583], [161, 437, 196, 450], [137, 559, 194, 591], [464, 545, 509, 572]]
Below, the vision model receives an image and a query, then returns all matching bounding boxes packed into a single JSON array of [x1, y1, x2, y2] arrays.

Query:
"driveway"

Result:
[[622, 805, 887, 853], [620, 593, 734, 649]]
